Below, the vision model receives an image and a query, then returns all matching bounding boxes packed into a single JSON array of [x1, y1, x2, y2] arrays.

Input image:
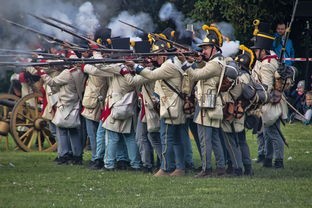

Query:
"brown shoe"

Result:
[[194, 169, 212, 178], [169, 169, 185, 177], [216, 167, 226, 176], [154, 169, 169, 177]]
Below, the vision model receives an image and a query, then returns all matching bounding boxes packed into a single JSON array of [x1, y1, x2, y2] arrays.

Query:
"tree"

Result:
[[190, 0, 294, 44]]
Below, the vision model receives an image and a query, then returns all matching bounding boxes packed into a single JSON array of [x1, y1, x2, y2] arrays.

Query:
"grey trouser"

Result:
[[223, 131, 243, 169], [56, 127, 82, 157], [198, 125, 225, 170], [136, 117, 161, 168], [263, 120, 284, 160], [238, 130, 252, 166]]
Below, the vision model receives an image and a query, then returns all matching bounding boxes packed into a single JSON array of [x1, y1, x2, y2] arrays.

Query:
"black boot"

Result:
[[72, 156, 83, 165], [194, 168, 212, 178], [57, 153, 72, 165], [116, 160, 129, 170], [232, 168, 243, 177], [244, 164, 254, 176], [256, 155, 265, 163], [274, 159, 284, 169], [263, 158, 273, 168], [89, 159, 104, 170], [226, 163, 233, 174]]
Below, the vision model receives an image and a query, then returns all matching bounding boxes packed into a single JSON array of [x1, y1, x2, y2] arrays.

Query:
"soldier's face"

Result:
[[202, 45, 214, 58], [276, 24, 286, 36]]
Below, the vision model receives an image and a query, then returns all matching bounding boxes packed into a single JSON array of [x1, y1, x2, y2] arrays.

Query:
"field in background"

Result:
[[0, 123, 311, 208]]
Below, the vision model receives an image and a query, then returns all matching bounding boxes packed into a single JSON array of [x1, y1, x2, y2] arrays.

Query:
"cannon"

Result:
[[0, 92, 57, 152]]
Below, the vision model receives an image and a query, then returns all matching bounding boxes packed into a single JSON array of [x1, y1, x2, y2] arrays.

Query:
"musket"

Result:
[[29, 13, 106, 49], [118, 20, 195, 52], [45, 16, 80, 31], [279, 0, 298, 63], [1, 17, 80, 48], [120, 51, 200, 57], [274, 122, 289, 148], [73, 48, 133, 53], [0, 58, 144, 67], [0, 49, 62, 58]]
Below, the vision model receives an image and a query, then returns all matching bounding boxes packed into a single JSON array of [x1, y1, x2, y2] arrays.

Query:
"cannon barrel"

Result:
[[0, 99, 16, 108]]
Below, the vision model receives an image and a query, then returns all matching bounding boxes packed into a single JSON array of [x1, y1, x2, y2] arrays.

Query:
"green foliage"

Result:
[[191, 0, 294, 44], [0, 123, 311, 207]]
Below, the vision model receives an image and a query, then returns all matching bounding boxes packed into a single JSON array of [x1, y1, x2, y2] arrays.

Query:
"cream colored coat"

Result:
[[138, 57, 186, 125], [124, 73, 160, 132], [41, 67, 84, 109], [252, 57, 288, 126], [83, 63, 137, 133], [221, 72, 251, 133], [187, 55, 224, 128], [81, 74, 108, 122]]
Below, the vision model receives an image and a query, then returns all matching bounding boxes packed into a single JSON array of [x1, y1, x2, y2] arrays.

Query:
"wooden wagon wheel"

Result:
[[0, 93, 20, 150], [10, 92, 57, 152]]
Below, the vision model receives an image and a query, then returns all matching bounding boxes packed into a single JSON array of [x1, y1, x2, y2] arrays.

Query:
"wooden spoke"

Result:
[[27, 130, 37, 149], [19, 127, 34, 142], [17, 111, 34, 123]]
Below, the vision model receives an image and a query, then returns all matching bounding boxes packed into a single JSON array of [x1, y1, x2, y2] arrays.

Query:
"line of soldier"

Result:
[[10, 21, 295, 177]]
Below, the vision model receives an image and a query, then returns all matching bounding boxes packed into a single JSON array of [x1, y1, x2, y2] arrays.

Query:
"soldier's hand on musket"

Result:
[[194, 54, 203, 62], [177, 52, 186, 63], [143, 58, 153, 67], [124, 60, 135, 68]]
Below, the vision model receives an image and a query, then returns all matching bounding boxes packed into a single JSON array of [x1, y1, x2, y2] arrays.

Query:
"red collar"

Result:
[[262, 55, 278, 63]]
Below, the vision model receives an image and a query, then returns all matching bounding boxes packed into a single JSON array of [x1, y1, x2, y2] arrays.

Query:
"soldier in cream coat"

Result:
[[39, 50, 85, 165], [127, 39, 187, 176], [251, 32, 287, 168], [179, 25, 226, 177], [80, 50, 109, 164], [221, 45, 255, 176], [122, 64, 162, 173], [82, 44, 141, 170]]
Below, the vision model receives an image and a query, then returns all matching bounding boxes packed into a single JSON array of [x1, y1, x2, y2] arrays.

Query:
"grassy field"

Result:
[[0, 123, 311, 208]]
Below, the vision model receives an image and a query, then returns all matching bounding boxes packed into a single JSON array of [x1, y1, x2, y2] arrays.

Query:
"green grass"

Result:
[[0, 123, 311, 208]]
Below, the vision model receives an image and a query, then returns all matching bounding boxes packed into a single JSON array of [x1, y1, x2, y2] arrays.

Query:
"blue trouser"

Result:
[[85, 118, 99, 161], [160, 119, 185, 171], [95, 121, 106, 160], [197, 125, 225, 170], [104, 129, 140, 169], [95, 121, 128, 162], [182, 120, 194, 167], [56, 127, 82, 157], [136, 117, 161, 168], [264, 120, 284, 160], [257, 132, 265, 156]]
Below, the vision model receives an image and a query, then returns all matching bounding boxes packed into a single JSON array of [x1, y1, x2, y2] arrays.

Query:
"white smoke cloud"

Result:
[[108, 11, 155, 40], [75, 1, 100, 35], [214, 21, 236, 41], [0, 0, 123, 50], [159, 2, 184, 33], [221, 40, 240, 57]]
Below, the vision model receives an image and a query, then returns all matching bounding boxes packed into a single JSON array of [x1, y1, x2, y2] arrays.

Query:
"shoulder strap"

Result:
[[162, 80, 185, 99], [215, 60, 226, 96]]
